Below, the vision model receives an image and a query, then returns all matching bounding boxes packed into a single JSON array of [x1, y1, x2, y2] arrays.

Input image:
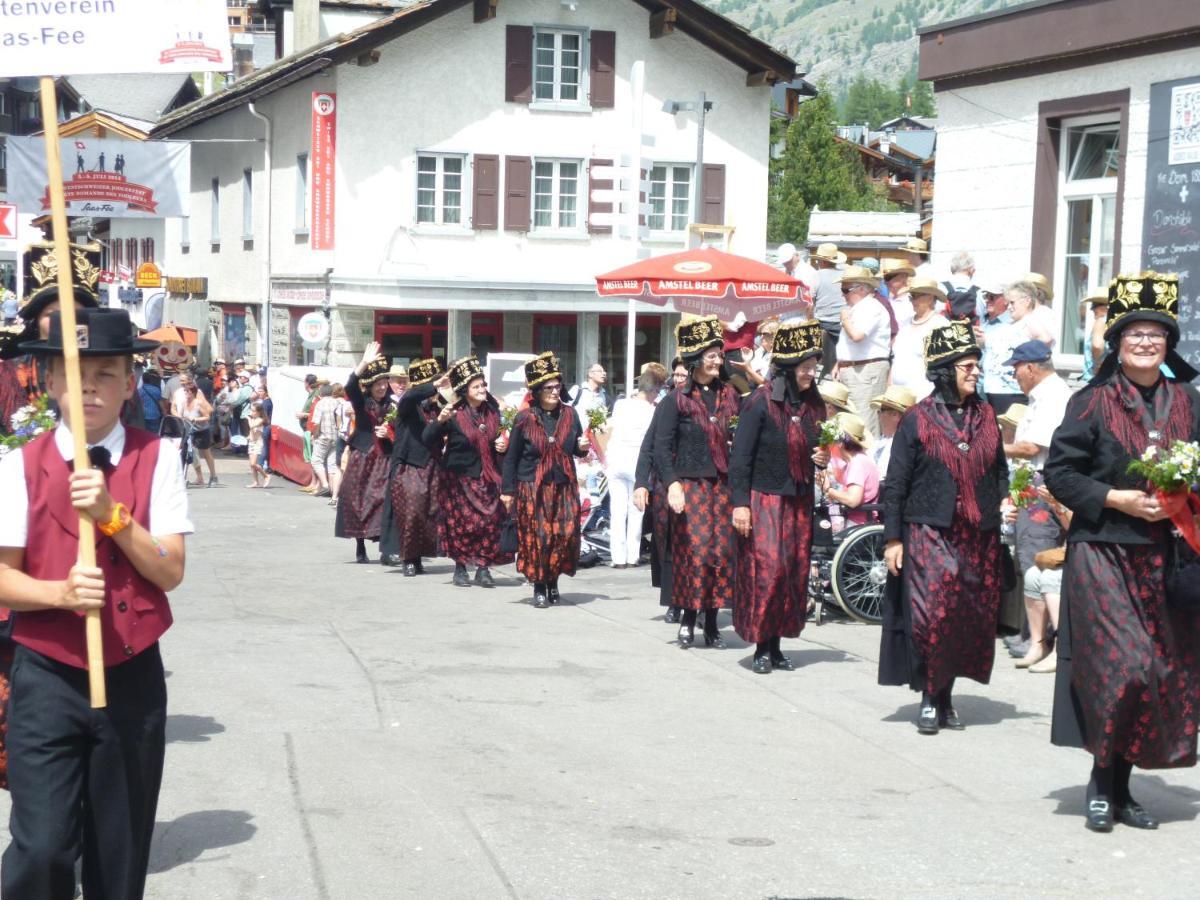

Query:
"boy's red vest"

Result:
[[15, 428, 173, 668]]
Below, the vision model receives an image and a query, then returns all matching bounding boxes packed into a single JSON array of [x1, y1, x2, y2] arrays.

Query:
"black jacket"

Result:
[[1044, 380, 1200, 545], [500, 406, 587, 494], [421, 395, 501, 477], [883, 403, 1009, 542], [728, 378, 821, 507], [346, 372, 393, 455], [652, 382, 738, 485], [634, 401, 666, 491], [390, 382, 438, 467]]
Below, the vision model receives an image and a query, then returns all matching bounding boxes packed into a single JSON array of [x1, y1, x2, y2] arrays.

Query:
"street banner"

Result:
[[8, 136, 190, 219], [0, 0, 232, 77], [0, 202, 15, 253], [310, 91, 336, 251]]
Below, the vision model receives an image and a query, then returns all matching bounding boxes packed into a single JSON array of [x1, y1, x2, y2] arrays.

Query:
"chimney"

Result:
[[294, 0, 320, 52]]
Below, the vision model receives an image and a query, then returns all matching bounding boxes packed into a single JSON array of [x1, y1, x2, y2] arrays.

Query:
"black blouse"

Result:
[[390, 382, 438, 467], [500, 405, 587, 494], [728, 378, 821, 507], [421, 396, 501, 477], [651, 382, 737, 485], [345, 372, 393, 455]]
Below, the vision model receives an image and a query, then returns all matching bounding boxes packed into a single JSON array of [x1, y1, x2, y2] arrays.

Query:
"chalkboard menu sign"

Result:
[[1142, 75, 1200, 367]]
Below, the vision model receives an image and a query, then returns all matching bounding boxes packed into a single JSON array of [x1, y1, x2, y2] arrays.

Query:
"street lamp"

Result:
[[663, 93, 716, 213]]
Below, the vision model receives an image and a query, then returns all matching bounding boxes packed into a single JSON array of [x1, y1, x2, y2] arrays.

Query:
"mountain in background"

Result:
[[703, 0, 1024, 110]]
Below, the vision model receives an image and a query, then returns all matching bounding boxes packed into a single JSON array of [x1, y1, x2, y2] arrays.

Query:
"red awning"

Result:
[[595, 247, 810, 321]]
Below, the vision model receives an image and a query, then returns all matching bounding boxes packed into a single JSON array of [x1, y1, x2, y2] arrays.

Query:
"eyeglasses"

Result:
[[954, 362, 982, 373], [543, 384, 563, 392], [1123, 330, 1168, 346], [701, 350, 724, 362], [796, 363, 820, 376]]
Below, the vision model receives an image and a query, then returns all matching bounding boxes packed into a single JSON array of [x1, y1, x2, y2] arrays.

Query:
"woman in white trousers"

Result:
[[605, 373, 661, 567]]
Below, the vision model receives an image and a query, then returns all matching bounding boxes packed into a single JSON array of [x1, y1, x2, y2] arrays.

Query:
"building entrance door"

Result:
[[375, 312, 448, 366]]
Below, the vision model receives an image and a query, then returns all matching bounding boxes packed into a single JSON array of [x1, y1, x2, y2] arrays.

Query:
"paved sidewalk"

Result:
[[3, 457, 1199, 898]]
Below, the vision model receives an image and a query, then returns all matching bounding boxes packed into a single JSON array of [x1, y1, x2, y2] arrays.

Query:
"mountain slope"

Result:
[[703, 0, 1024, 98]]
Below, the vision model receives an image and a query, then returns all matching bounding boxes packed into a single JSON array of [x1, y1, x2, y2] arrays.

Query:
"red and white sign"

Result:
[[99, 270, 116, 284], [118, 265, 133, 283], [0, 203, 15, 240], [310, 92, 337, 251]]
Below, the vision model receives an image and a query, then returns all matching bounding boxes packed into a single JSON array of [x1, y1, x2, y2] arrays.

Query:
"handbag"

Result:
[[1034, 546, 1067, 571], [499, 517, 519, 555], [1165, 536, 1200, 611]]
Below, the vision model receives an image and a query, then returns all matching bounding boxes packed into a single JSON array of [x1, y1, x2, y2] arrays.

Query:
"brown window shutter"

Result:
[[701, 163, 726, 225], [589, 31, 615, 109], [587, 158, 612, 235], [638, 167, 647, 227], [504, 155, 532, 232], [473, 154, 499, 230], [505, 25, 533, 103]]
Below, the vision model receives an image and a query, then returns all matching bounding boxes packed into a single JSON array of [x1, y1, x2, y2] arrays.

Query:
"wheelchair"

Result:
[[809, 500, 887, 625]]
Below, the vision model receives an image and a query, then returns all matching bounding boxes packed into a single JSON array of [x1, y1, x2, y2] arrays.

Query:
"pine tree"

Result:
[[768, 91, 893, 244]]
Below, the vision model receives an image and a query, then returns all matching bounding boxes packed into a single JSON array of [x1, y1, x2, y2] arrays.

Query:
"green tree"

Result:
[[909, 80, 936, 118], [768, 91, 892, 244], [840, 74, 901, 129]]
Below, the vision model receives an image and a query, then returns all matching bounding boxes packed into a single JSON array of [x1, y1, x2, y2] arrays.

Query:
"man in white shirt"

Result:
[[1004, 340, 1071, 470], [880, 257, 915, 329], [834, 265, 892, 438], [571, 362, 609, 425]]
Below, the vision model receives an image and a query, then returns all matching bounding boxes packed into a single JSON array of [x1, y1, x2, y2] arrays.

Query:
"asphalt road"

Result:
[[3, 456, 1200, 899]]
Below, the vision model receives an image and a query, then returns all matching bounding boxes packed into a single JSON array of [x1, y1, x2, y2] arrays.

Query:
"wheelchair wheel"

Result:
[[830, 523, 887, 624]]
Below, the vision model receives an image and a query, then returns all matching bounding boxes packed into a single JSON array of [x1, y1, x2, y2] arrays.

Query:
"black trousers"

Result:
[[2, 643, 167, 900], [819, 325, 840, 377]]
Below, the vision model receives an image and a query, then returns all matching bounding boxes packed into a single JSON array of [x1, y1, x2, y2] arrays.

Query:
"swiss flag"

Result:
[[0, 203, 16, 240]]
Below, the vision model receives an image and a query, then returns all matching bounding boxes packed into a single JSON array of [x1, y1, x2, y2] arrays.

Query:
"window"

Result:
[[242, 168, 253, 239], [1056, 116, 1119, 354], [180, 215, 190, 250], [415, 154, 466, 226], [295, 153, 309, 231], [648, 165, 693, 233], [141, 238, 155, 264], [0, 94, 6, 115], [111, 239, 122, 271], [533, 314, 577, 386], [533, 159, 582, 231], [125, 238, 139, 269], [223, 307, 247, 361], [210, 177, 220, 245], [599, 315, 663, 394], [534, 29, 584, 104]]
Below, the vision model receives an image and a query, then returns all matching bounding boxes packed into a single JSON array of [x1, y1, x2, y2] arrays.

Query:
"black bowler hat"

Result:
[[20, 307, 159, 357], [1104, 271, 1180, 342], [923, 320, 980, 369], [770, 321, 823, 366]]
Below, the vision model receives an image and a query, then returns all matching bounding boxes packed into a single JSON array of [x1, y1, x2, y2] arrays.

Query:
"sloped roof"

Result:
[[68, 73, 199, 122], [891, 130, 936, 162], [807, 209, 921, 249], [156, 0, 796, 137]]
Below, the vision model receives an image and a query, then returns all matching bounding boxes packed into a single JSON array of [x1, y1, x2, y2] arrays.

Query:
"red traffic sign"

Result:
[[0, 203, 16, 240]]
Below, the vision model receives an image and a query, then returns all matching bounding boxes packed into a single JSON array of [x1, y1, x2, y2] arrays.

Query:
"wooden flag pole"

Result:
[[38, 76, 107, 709]]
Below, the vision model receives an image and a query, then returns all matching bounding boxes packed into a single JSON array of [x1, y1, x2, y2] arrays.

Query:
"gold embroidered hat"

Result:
[[924, 320, 981, 369], [447, 355, 484, 394], [524, 351, 562, 388], [675, 315, 724, 360], [1104, 272, 1180, 342], [771, 320, 824, 366], [19, 241, 102, 323], [359, 355, 391, 385], [407, 358, 442, 387]]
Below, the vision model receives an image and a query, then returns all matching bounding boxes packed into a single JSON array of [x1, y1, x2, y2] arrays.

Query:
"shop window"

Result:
[[471, 313, 504, 360], [599, 315, 663, 397], [533, 314, 577, 387], [223, 307, 247, 362]]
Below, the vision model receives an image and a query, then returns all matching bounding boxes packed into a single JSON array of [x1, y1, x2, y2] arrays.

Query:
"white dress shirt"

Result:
[[835, 296, 892, 362], [1015, 373, 1072, 469], [0, 423, 193, 548]]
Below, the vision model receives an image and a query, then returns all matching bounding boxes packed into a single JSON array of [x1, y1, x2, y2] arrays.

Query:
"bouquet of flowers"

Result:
[[817, 417, 843, 448], [499, 406, 519, 434], [0, 395, 57, 458], [729, 414, 739, 432], [1128, 440, 1200, 552], [586, 406, 609, 434], [384, 405, 399, 425], [1008, 461, 1038, 509]]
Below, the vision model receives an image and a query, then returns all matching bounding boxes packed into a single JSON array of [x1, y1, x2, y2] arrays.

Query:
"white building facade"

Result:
[[155, 0, 795, 385], [919, 0, 1200, 370]]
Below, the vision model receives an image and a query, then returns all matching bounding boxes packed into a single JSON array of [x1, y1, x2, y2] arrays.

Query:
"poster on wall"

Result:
[[310, 91, 336, 251], [7, 137, 190, 219], [1142, 75, 1200, 366]]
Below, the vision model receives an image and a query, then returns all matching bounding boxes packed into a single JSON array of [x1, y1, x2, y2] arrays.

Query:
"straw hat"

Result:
[[388, 364, 408, 379], [835, 251, 848, 266], [835, 412, 873, 448], [818, 380, 852, 411], [836, 265, 879, 291], [1084, 284, 1110, 307], [1021, 271, 1054, 301], [811, 242, 840, 264], [908, 276, 949, 304], [881, 257, 916, 279], [902, 237, 929, 255], [997, 403, 1028, 431], [870, 384, 917, 413]]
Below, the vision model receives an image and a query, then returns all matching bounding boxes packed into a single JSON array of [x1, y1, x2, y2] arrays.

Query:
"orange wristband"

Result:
[[97, 502, 131, 537]]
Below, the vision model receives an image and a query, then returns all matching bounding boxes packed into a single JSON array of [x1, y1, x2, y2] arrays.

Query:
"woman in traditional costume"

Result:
[[652, 316, 739, 648], [730, 321, 828, 673], [382, 358, 444, 576], [336, 343, 395, 563], [1044, 272, 1200, 833], [879, 321, 1008, 734], [501, 353, 590, 608], [423, 355, 511, 587]]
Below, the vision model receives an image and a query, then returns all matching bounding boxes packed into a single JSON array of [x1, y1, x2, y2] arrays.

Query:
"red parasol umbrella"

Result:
[[595, 247, 811, 322], [140, 323, 198, 347]]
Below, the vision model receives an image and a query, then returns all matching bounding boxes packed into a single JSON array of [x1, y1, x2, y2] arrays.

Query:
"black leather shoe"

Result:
[[1086, 798, 1114, 832], [1116, 801, 1159, 830], [402, 562, 418, 577], [703, 631, 726, 649], [413, 559, 425, 574], [452, 564, 471, 587], [381, 554, 403, 567], [547, 581, 560, 604], [474, 567, 495, 588], [770, 655, 795, 672], [938, 707, 965, 730], [678, 625, 695, 648], [752, 656, 771, 674], [917, 705, 939, 735], [533, 583, 549, 608], [665, 607, 681, 624], [356, 549, 369, 564]]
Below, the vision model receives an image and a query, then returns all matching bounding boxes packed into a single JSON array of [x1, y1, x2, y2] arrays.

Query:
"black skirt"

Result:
[[335, 445, 390, 540]]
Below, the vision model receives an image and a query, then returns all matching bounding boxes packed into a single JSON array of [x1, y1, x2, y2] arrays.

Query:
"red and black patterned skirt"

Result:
[[0, 637, 12, 790], [669, 477, 734, 611], [335, 445, 390, 540], [1052, 538, 1200, 769], [878, 518, 1002, 694], [649, 475, 674, 605], [734, 490, 812, 643], [390, 461, 440, 560], [516, 480, 580, 583], [440, 471, 512, 568]]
